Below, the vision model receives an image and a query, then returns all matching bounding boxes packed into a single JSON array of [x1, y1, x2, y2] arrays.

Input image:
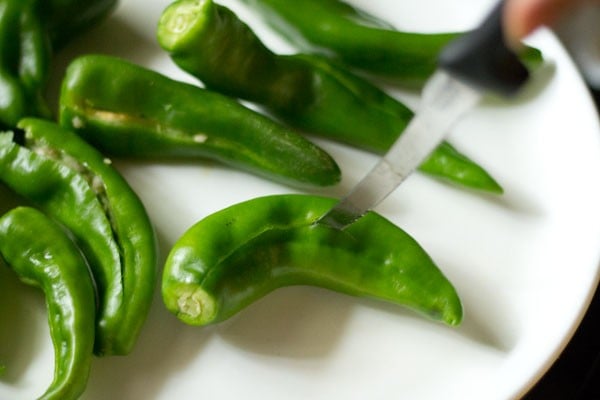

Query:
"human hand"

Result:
[[503, 0, 597, 45]]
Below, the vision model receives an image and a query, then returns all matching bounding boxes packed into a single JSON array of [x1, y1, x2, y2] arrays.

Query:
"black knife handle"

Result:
[[438, 1, 529, 97]]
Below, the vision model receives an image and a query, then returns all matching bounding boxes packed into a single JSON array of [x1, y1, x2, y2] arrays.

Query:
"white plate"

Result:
[[2, 0, 600, 399]]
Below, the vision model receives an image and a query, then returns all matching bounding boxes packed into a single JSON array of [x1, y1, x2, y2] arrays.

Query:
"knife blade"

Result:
[[317, 0, 530, 230]]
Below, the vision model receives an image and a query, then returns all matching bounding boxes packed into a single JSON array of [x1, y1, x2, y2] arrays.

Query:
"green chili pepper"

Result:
[[0, 0, 52, 128], [0, 0, 120, 129], [0, 206, 95, 400], [40, 0, 118, 50], [241, 0, 543, 86], [157, 0, 502, 193], [0, 118, 157, 356], [58, 54, 341, 188], [163, 194, 463, 327]]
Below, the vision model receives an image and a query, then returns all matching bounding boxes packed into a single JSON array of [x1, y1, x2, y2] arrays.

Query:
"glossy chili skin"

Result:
[[0, 118, 157, 356], [242, 0, 543, 86], [157, 0, 502, 193], [163, 194, 463, 327], [0, 207, 95, 400], [59, 54, 341, 188], [0, 0, 52, 129]]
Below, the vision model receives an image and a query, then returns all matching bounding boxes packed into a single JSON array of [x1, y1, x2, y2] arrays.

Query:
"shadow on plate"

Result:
[[217, 286, 354, 358], [0, 264, 49, 384], [445, 259, 521, 353]]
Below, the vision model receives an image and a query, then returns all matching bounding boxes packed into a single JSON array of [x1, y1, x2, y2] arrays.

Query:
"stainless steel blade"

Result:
[[318, 70, 482, 230]]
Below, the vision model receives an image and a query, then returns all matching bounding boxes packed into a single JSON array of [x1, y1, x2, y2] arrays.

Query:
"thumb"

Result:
[[503, 0, 587, 47]]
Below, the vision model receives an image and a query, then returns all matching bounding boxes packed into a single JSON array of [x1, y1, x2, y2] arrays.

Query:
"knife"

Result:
[[317, 0, 530, 230]]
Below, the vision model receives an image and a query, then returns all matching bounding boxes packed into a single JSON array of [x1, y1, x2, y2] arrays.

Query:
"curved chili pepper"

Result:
[[157, 0, 502, 193], [242, 0, 543, 86], [0, 0, 52, 128], [0, 206, 95, 400], [163, 194, 463, 327], [58, 54, 341, 188], [0, 118, 157, 356]]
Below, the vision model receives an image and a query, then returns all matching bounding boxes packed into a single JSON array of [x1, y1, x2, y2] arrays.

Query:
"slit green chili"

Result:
[[241, 0, 543, 86], [163, 194, 463, 327], [157, 0, 502, 193], [0, 207, 95, 400], [0, 118, 157, 356], [58, 54, 341, 188]]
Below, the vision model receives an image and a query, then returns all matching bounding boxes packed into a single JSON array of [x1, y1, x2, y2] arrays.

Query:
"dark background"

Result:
[[524, 87, 600, 399]]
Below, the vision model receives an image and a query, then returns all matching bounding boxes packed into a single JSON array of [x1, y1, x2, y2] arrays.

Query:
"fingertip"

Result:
[[503, 0, 581, 47], [503, 0, 537, 49]]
